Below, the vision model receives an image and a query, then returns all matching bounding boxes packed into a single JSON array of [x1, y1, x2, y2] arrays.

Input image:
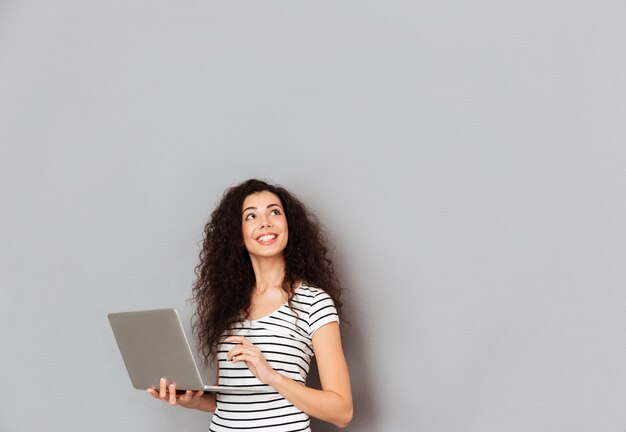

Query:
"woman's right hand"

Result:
[[147, 378, 205, 410]]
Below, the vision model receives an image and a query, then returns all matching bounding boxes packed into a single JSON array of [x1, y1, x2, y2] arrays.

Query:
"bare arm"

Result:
[[225, 322, 353, 428], [270, 322, 353, 427]]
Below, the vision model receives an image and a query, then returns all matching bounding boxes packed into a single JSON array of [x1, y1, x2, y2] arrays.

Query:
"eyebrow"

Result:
[[242, 203, 282, 214]]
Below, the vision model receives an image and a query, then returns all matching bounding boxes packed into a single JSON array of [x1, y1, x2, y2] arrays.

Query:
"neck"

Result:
[[249, 254, 286, 292]]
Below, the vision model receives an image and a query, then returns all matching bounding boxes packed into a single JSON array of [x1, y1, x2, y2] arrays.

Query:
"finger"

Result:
[[159, 378, 168, 399], [182, 390, 193, 402], [225, 336, 253, 346], [231, 353, 254, 364], [228, 344, 257, 355], [228, 348, 243, 361], [169, 384, 177, 405], [229, 350, 258, 363], [228, 345, 258, 361], [229, 348, 256, 360], [147, 388, 159, 398]]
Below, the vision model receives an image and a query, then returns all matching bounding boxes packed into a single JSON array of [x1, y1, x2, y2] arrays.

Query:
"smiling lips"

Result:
[[256, 233, 278, 245]]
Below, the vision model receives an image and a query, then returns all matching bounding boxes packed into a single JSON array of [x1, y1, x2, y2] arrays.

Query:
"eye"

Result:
[[244, 213, 256, 221], [270, 209, 281, 216]]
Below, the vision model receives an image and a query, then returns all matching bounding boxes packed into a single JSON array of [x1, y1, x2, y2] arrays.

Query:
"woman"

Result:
[[147, 179, 353, 431]]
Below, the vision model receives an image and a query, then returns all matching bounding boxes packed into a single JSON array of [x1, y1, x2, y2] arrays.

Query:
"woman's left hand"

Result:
[[224, 336, 279, 385]]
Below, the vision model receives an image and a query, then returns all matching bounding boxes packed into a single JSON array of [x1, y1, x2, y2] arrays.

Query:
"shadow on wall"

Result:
[[308, 299, 375, 431]]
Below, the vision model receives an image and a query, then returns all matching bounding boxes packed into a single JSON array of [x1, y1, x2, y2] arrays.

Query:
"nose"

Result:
[[259, 216, 272, 229]]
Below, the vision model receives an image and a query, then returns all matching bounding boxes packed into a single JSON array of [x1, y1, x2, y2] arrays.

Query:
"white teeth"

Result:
[[257, 234, 276, 242]]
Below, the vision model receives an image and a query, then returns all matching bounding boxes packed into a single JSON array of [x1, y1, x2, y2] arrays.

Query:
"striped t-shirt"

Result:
[[209, 284, 339, 432]]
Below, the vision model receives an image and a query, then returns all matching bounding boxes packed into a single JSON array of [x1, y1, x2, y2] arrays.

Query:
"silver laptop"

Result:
[[108, 308, 272, 394]]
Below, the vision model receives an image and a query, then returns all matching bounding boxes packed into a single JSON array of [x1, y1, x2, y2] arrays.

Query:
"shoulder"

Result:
[[294, 283, 339, 335], [293, 283, 333, 303]]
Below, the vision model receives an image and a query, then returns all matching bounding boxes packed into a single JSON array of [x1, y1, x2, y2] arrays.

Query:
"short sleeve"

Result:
[[308, 290, 339, 336]]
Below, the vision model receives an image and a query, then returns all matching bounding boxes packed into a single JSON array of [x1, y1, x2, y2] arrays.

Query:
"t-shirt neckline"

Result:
[[244, 282, 304, 323]]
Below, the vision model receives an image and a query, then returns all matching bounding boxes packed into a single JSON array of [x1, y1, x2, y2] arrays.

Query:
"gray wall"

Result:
[[1, 1, 625, 431]]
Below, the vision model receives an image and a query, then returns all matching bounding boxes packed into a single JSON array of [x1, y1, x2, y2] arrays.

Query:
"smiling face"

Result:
[[241, 191, 289, 261]]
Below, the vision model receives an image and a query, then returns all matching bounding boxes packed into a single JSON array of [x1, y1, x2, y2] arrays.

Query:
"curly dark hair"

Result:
[[191, 179, 344, 365]]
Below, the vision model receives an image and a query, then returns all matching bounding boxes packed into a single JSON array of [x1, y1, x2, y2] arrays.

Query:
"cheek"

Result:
[[242, 224, 253, 243], [281, 227, 289, 244], [242, 235, 255, 252]]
